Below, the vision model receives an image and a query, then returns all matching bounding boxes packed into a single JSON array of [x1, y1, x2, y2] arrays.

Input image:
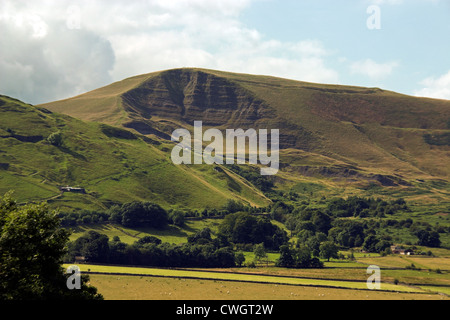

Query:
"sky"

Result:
[[0, 0, 449, 105]]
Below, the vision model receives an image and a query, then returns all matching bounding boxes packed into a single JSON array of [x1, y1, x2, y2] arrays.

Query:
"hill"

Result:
[[0, 94, 270, 211], [39, 68, 450, 208]]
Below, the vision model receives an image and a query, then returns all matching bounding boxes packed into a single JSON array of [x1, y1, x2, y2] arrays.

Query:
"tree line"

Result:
[[65, 212, 289, 268]]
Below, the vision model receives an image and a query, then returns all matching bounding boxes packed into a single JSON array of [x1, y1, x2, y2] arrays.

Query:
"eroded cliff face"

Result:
[[120, 69, 315, 150], [121, 69, 276, 127]]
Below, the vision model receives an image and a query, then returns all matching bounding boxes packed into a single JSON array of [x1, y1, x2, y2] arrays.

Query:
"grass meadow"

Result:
[[68, 263, 449, 300], [86, 274, 447, 300]]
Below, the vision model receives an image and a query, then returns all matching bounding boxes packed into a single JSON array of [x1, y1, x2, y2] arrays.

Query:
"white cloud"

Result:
[[0, 0, 340, 104], [0, 1, 115, 104], [414, 70, 450, 100], [350, 59, 399, 80]]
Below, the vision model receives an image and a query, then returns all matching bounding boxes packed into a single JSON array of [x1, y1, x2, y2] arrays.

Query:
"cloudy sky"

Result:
[[1, 0, 449, 104]]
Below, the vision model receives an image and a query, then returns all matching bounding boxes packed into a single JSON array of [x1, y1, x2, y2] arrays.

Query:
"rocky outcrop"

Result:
[[121, 69, 276, 128]]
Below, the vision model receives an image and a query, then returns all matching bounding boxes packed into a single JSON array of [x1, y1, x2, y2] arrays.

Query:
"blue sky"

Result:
[[1, 0, 449, 104], [241, 0, 450, 96]]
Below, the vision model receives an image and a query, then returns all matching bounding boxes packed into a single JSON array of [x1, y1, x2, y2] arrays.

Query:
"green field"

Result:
[[69, 219, 223, 244], [68, 264, 425, 293], [65, 263, 450, 300]]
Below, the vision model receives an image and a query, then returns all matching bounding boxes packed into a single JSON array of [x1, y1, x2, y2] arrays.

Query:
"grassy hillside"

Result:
[[39, 68, 450, 208], [0, 95, 270, 211]]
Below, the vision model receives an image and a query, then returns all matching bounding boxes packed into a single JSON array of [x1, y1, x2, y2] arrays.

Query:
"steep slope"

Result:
[[0, 95, 270, 211], [39, 68, 450, 204]]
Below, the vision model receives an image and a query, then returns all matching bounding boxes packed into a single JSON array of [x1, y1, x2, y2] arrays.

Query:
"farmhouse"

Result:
[[60, 186, 86, 194], [391, 245, 414, 255]]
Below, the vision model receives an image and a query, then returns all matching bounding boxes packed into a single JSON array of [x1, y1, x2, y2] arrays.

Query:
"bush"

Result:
[[47, 132, 63, 147], [169, 210, 185, 227]]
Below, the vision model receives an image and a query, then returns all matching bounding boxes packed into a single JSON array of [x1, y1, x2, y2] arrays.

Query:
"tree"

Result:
[[276, 245, 323, 269], [223, 199, 245, 214], [0, 193, 102, 300], [276, 245, 294, 268], [69, 231, 110, 263], [311, 211, 332, 234], [235, 252, 246, 267], [284, 215, 297, 237], [319, 241, 339, 262], [120, 201, 168, 228], [293, 246, 323, 268], [415, 229, 441, 248], [188, 228, 213, 245], [362, 235, 379, 253], [169, 210, 185, 227], [253, 243, 267, 265], [304, 232, 327, 257], [136, 236, 162, 246]]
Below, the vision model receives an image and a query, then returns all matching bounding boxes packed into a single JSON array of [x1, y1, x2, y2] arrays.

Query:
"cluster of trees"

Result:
[[66, 229, 237, 268], [268, 195, 444, 253], [415, 229, 441, 248], [108, 201, 168, 228], [58, 199, 265, 228], [276, 245, 325, 268], [59, 209, 110, 227], [381, 219, 443, 248], [326, 196, 408, 218], [217, 212, 289, 251], [59, 201, 169, 229], [284, 206, 397, 254]]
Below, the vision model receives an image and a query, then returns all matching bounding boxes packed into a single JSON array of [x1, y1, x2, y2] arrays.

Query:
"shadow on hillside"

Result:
[[59, 146, 87, 161]]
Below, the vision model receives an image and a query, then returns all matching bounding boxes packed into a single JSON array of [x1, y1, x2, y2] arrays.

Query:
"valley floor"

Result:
[[69, 262, 450, 300], [87, 274, 447, 300]]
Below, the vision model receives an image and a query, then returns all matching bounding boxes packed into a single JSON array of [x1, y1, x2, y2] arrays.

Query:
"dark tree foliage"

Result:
[[117, 201, 168, 228], [67, 231, 110, 263], [328, 220, 366, 248], [326, 196, 407, 218], [222, 199, 247, 214], [276, 245, 323, 269], [188, 228, 213, 245], [136, 236, 162, 246], [218, 212, 288, 250], [65, 230, 236, 268], [415, 229, 441, 248], [0, 193, 102, 300], [59, 210, 110, 227]]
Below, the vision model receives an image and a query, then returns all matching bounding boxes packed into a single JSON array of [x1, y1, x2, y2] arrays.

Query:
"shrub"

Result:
[[47, 132, 63, 147]]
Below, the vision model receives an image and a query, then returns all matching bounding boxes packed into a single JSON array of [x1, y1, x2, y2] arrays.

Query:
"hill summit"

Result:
[[1, 66, 443, 209], [40, 68, 450, 178]]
